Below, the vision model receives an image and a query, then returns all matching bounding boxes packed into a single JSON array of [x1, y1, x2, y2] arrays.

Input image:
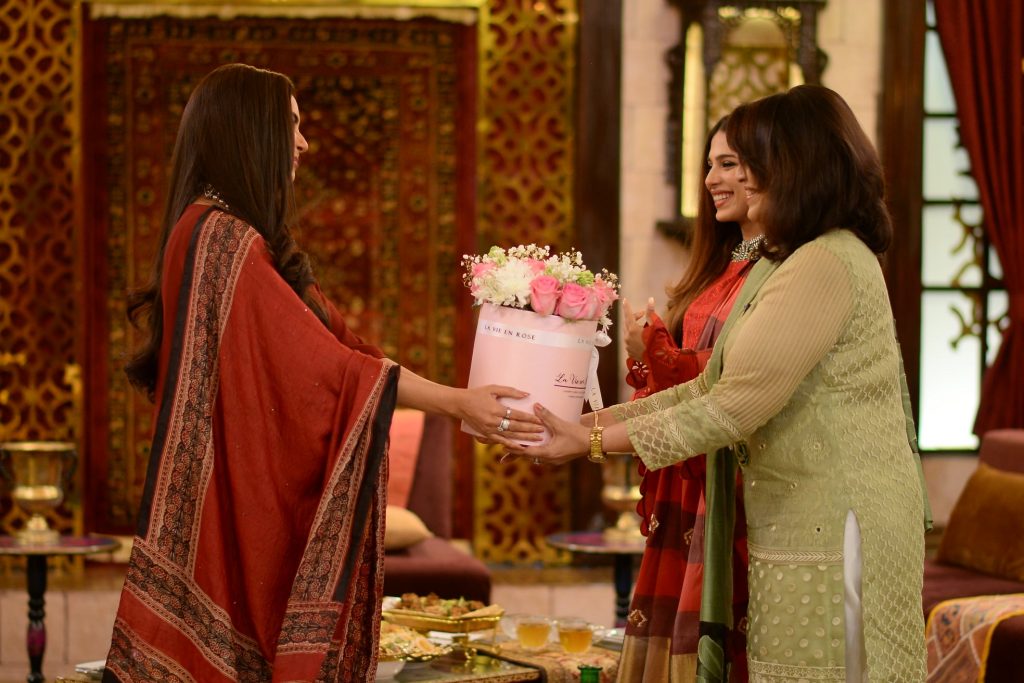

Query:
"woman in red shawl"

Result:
[[103, 63, 539, 683], [616, 118, 762, 682]]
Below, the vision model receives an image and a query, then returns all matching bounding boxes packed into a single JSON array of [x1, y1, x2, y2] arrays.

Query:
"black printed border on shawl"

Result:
[[276, 602, 343, 656], [135, 206, 212, 538], [124, 209, 269, 680], [331, 365, 395, 680], [104, 617, 194, 683], [123, 537, 270, 681], [144, 210, 256, 569], [289, 361, 397, 602], [137, 209, 251, 551], [277, 363, 397, 678]]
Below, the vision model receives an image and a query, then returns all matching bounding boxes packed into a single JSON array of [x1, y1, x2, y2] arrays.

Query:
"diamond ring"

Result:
[[504, 407, 513, 420], [497, 417, 511, 432]]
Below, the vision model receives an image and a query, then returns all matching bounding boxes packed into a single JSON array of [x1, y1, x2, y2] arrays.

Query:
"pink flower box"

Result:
[[462, 303, 598, 445]]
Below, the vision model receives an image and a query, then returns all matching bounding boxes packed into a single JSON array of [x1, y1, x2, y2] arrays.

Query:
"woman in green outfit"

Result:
[[514, 85, 930, 682]]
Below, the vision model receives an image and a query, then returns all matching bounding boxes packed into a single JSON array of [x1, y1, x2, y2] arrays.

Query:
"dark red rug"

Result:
[[79, 13, 476, 533]]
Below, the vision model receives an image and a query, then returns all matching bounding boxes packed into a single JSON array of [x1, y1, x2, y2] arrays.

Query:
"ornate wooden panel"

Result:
[[470, 0, 578, 562], [0, 0, 80, 541], [476, 0, 576, 249]]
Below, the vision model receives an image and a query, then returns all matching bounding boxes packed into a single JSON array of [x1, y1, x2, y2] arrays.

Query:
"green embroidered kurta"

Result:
[[612, 230, 926, 682]]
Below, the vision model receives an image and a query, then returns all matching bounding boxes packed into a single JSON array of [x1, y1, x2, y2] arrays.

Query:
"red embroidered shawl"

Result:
[[621, 260, 753, 681], [104, 205, 397, 682]]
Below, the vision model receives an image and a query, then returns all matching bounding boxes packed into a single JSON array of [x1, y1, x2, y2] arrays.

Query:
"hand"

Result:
[[457, 385, 545, 446], [503, 403, 590, 466], [623, 297, 656, 361]]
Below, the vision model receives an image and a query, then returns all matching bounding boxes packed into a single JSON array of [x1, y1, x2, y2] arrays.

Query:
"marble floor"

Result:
[[0, 561, 624, 682]]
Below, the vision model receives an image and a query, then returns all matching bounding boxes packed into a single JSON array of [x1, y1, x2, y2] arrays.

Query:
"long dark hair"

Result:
[[125, 63, 328, 397], [724, 84, 892, 261], [664, 117, 744, 336]]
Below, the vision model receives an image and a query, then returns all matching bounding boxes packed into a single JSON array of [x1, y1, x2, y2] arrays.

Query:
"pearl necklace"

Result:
[[202, 184, 230, 210], [731, 234, 765, 262]]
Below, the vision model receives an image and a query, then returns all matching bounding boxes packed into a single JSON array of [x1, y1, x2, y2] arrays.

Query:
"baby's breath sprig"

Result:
[[462, 244, 620, 333]]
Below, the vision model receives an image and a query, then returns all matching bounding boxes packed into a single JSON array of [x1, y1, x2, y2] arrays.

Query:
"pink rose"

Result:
[[527, 259, 547, 275], [555, 282, 591, 320], [579, 287, 605, 320], [593, 278, 617, 305], [530, 275, 562, 316], [469, 261, 496, 297], [472, 262, 496, 279], [590, 278, 618, 317]]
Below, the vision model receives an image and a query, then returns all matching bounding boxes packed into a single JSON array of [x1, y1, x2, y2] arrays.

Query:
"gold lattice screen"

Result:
[[0, 0, 82, 542], [471, 0, 578, 563]]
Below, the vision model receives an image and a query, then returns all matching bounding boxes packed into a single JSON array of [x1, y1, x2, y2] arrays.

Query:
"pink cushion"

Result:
[[979, 429, 1024, 474], [387, 409, 426, 508], [407, 414, 453, 538]]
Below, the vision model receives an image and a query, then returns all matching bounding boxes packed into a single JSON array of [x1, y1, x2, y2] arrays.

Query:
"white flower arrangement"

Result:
[[461, 244, 620, 334]]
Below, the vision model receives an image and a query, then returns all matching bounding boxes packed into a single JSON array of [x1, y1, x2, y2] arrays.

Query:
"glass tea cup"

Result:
[[555, 617, 598, 654], [501, 614, 553, 650]]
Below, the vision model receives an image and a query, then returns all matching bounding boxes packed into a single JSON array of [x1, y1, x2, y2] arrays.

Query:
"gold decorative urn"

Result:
[[600, 452, 643, 541], [0, 441, 76, 546]]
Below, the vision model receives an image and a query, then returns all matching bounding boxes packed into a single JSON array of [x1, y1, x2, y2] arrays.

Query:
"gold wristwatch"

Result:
[[587, 413, 606, 463]]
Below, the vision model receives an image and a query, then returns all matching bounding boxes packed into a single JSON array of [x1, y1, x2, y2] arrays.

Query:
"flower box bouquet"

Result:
[[463, 245, 619, 331], [461, 245, 619, 444]]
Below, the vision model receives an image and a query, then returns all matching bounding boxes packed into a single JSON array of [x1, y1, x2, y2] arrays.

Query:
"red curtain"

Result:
[[934, 0, 1024, 434]]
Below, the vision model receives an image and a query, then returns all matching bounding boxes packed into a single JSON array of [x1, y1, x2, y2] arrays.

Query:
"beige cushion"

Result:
[[384, 505, 433, 551], [936, 463, 1024, 582]]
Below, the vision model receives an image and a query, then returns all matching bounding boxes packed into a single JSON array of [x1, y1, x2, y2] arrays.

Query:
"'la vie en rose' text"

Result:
[[482, 323, 589, 345]]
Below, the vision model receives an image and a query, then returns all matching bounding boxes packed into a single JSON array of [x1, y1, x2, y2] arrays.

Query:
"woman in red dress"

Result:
[[617, 118, 762, 682], [103, 63, 539, 683]]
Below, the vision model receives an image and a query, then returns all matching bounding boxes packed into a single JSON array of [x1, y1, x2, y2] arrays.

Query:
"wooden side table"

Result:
[[546, 531, 645, 628], [0, 536, 121, 683]]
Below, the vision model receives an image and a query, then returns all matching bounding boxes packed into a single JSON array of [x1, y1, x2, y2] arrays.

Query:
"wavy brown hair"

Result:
[[664, 117, 745, 336], [724, 84, 892, 262], [125, 63, 328, 397]]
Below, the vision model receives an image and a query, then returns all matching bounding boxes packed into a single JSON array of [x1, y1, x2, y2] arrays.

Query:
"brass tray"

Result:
[[381, 608, 504, 634], [378, 646, 452, 664]]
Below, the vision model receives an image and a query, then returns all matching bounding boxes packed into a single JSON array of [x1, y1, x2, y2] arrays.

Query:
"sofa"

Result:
[[922, 429, 1024, 682], [382, 413, 492, 603]]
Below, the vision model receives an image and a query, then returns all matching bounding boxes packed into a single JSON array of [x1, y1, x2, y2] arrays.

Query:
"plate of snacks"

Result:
[[382, 592, 504, 633], [379, 620, 451, 664]]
